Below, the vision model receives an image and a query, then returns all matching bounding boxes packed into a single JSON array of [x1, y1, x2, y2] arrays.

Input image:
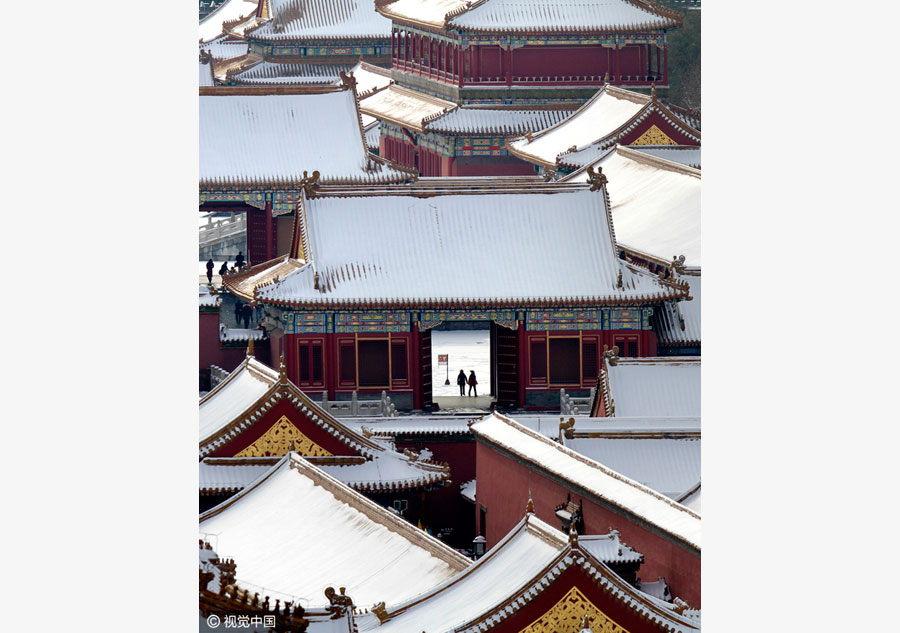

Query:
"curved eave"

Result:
[[254, 288, 689, 309], [376, 5, 448, 33], [447, 21, 681, 34], [503, 137, 558, 168]]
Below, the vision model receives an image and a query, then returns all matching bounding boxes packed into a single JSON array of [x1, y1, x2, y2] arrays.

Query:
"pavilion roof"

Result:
[[200, 58, 216, 87], [562, 145, 701, 267], [423, 105, 574, 136], [199, 355, 279, 443], [200, 0, 261, 43], [199, 453, 470, 609], [370, 513, 698, 632], [359, 84, 456, 132], [654, 271, 700, 347], [378, 0, 681, 33], [227, 60, 353, 85], [507, 85, 649, 167], [592, 356, 701, 418], [248, 0, 392, 42], [470, 413, 701, 550], [560, 418, 701, 500], [242, 180, 689, 308], [199, 85, 414, 187]]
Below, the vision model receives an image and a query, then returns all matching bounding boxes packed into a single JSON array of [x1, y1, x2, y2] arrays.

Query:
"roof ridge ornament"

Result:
[[650, 83, 657, 100], [247, 336, 255, 357], [568, 520, 579, 546], [278, 354, 287, 383], [670, 254, 686, 275], [586, 165, 607, 191], [603, 344, 619, 367], [339, 70, 357, 92], [526, 493, 534, 514], [603, 72, 609, 85], [299, 170, 320, 199]]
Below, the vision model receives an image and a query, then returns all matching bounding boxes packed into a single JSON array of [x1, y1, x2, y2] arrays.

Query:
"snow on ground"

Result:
[[431, 329, 490, 397]]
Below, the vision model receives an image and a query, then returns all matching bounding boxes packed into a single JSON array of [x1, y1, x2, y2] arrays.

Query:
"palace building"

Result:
[[223, 177, 691, 411], [360, 0, 684, 176], [199, 81, 415, 267]]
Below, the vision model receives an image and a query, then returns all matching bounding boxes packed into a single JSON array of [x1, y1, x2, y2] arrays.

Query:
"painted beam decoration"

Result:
[[199, 190, 298, 214], [457, 33, 667, 48], [526, 309, 600, 331], [336, 311, 411, 333]]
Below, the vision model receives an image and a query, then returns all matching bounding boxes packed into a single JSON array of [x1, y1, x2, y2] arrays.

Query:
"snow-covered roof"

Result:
[[371, 513, 698, 633], [249, 0, 393, 41], [337, 60, 393, 98], [578, 531, 643, 564], [470, 413, 701, 549], [200, 88, 412, 187], [460, 479, 476, 502], [228, 61, 352, 85], [251, 182, 689, 307], [199, 59, 216, 87], [564, 145, 701, 267], [379, 0, 680, 32], [200, 446, 450, 494], [360, 84, 456, 132], [598, 357, 701, 418], [200, 0, 260, 43], [507, 85, 648, 166], [351, 418, 473, 435], [200, 33, 250, 60], [369, 515, 567, 632], [199, 289, 222, 307], [199, 356, 279, 441], [562, 434, 700, 499], [424, 106, 573, 136], [220, 327, 266, 343], [656, 272, 701, 346], [678, 485, 701, 513], [629, 145, 701, 169], [199, 453, 470, 608], [363, 120, 380, 150], [565, 415, 701, 436]]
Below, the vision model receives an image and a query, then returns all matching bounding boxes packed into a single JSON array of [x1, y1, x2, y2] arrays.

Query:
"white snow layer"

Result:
[[200, 0, 259, 42], [607, 358, 700, 418], [252, 0, 393, 40], [199, 357, 279, 442]]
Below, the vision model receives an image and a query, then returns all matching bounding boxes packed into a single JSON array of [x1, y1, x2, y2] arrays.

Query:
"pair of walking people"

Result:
[[456, 370, 478, 397]]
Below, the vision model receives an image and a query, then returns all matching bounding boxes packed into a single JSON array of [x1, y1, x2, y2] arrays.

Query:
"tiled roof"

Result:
[[424, 106, 573, 135], [363, 120, 380, 149], [335, 60, 393, 98], [199, 356, 279, 441], [249, 0, 392, 41], [508, 85, 648, 166], [228, 61, 352, 84], [599, 357, 701, 418], [655, 272, 701, 346], [360, 84, 456, 132], [200, 88, 412, 186], [380, 0, 680, 32], [578, 531, 643, 564], [253, 183, 689, 307], [200, 59, 216, 86], [563, 146, 701, 267], [563, 435, 700, 499], [471, 413, 701, 549], [199, 454, 470, 608]]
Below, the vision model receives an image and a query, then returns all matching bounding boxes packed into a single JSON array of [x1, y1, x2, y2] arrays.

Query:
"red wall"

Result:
[[475, 440, 700, 606], [200, 311, 272, 378]]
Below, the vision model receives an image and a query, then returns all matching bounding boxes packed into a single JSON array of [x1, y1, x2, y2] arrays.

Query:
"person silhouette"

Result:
[[456, 369, 467, 396], [467, 371, 478, 397]]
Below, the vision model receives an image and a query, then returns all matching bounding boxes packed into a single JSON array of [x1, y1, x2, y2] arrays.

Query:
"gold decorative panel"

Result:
[[630, 124, 677, 146], [517, 586, 629, 633], [236, 416, 333, 457]]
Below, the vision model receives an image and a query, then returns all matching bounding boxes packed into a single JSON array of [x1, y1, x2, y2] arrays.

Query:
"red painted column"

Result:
[[457, 46, 464, 86], [411, 322, 422, 410], [264, 200, 273, 261], [505, 46, 512, 86], [516, 321, 526, 408], [615, 45, 621, 84], [663, 44, 668, 85]]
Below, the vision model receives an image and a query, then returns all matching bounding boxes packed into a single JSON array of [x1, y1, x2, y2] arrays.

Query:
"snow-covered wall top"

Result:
[[200, 91, 407, 186], [251, 0, 392, 40], [471, 413, 701, 549], [199, 454, 469, 608], [255, 187, 683, 306]]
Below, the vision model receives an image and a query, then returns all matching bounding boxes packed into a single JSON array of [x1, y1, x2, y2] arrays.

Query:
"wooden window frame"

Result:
[[295, 337, 326, 388]]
